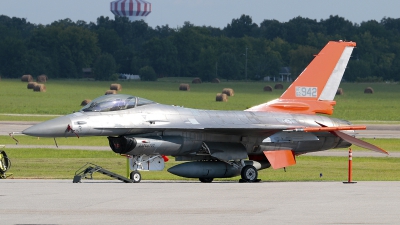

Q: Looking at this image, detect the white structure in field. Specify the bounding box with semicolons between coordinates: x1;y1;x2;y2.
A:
110;0;151;22
119;74;140;80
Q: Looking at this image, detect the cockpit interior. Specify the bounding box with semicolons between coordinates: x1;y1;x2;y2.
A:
80;94;155;112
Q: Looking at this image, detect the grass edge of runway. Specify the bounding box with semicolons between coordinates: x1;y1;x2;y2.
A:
3;148;400;181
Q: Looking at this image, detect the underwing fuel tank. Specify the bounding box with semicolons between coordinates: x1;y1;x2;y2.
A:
168;160;270;179
108;136;183;155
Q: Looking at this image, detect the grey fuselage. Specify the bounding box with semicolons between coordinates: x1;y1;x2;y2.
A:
23;102;352;158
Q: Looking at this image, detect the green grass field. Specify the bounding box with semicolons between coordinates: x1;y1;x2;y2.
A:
1;79;400;121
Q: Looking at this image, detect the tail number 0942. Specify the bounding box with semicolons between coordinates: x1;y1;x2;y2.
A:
295;87;317;98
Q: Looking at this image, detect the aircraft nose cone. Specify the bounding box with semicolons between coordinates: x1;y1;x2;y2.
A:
22;116;72;137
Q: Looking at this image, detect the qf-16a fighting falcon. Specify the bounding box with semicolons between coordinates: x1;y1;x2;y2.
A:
23;41;388;183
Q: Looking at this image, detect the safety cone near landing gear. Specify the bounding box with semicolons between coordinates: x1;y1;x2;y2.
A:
343;148;357;184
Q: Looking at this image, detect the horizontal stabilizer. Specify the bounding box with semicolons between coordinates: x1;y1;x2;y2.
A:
332;130;389;155
263;150;296;169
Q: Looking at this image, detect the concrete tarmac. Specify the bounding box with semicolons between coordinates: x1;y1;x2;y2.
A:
1;179;399;225
0;121;37;135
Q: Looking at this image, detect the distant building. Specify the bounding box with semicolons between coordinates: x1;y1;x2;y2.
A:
119;74;141;80
264;67;292;82
82;68;93;78
279;67;292;82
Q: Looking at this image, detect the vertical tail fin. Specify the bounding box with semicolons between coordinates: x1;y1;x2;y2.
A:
247;41;356;115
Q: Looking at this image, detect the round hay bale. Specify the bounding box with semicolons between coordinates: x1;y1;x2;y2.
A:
110;83;122;91
192;78;202;84
179;83;190;91
21;74;33;82
80;99;92;106
33;84;46;92
105;90;117;95
27;82;37;89
36;74;48;83
274;83;284;89
211;78;220;83
336;88;343;95
216;93;228;102
263;85;273;92
222;88;234;96
364;87;374;94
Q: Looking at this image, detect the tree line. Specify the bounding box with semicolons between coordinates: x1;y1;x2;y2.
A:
1;14;400;82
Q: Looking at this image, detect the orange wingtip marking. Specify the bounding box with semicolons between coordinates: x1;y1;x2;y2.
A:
263;150;296;169
302;125;367;132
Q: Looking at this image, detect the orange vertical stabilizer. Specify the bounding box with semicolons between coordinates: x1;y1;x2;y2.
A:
247;41;356;115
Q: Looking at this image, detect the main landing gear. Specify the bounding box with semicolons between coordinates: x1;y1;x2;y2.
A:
197;164;261;183
199;178;214;183
240;165;260;183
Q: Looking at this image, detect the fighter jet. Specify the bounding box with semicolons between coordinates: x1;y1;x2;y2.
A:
23;41;388;183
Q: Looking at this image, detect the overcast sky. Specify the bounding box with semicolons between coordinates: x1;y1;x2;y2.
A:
0;0;399;28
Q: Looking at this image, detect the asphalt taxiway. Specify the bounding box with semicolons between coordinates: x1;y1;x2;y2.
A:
1;180;399;225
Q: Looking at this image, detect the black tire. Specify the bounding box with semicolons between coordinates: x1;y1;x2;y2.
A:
130;171;141;183
0;150;10;174
199;178;214;183
241;165;258;182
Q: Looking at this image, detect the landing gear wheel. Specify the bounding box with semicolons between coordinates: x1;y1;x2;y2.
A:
0;151;10;179
241;165;258;182
199;178;214;183
130;171;141;183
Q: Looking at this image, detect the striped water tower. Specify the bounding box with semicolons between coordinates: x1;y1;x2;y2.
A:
110;0;152;22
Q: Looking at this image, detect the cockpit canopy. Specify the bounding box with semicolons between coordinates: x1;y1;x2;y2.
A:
80;94;155;112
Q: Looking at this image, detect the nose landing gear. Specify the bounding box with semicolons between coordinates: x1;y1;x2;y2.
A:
130;171;142;183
